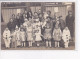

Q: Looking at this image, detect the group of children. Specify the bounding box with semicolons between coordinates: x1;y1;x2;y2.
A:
3;11;71;49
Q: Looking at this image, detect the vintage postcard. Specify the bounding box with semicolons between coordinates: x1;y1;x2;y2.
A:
1;2;75;50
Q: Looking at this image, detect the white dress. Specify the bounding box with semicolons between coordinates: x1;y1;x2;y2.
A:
3;30;11;48
20;31;26;42
34;20;41;29
27;25;33;41
35;29;42;41
15;30;21;46
33;19;42;41
53;28;62;41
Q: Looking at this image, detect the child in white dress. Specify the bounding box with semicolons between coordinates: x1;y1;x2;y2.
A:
3;27;11;48
20;28;26;47
62;27;71;48
15;25;21;48
33;18;41;42
35;29;42;47
27;21;33;47
53;24;62;48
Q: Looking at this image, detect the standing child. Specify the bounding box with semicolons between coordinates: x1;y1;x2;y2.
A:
20;28;26;47
15;25;21;48
43;17;52;48
23;18;28;31
27;20;33;47
11;31;16;48
53;24;62;48
3;27;11;48
35;29;42;47
62;27;71;48
34;18;42;47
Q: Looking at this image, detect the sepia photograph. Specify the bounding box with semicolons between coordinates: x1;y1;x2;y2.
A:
1;2;75;50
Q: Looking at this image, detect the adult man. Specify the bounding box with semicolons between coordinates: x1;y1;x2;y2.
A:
7;18;16;32
66;11;74;39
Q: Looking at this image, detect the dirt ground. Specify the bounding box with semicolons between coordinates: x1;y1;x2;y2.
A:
1;42;75;50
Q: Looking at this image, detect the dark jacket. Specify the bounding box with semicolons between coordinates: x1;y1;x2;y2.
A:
66;15;74;37
27;11;32;19
66;15;74;27
7;21;16;31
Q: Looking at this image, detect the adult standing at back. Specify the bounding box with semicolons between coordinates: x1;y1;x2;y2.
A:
12;14;16;21
65;11;74;40
27;9;33;19
7;18;16;33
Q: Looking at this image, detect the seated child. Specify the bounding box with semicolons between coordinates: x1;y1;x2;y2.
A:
53;24;62;48
62;27;71;48
3;27;11;48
